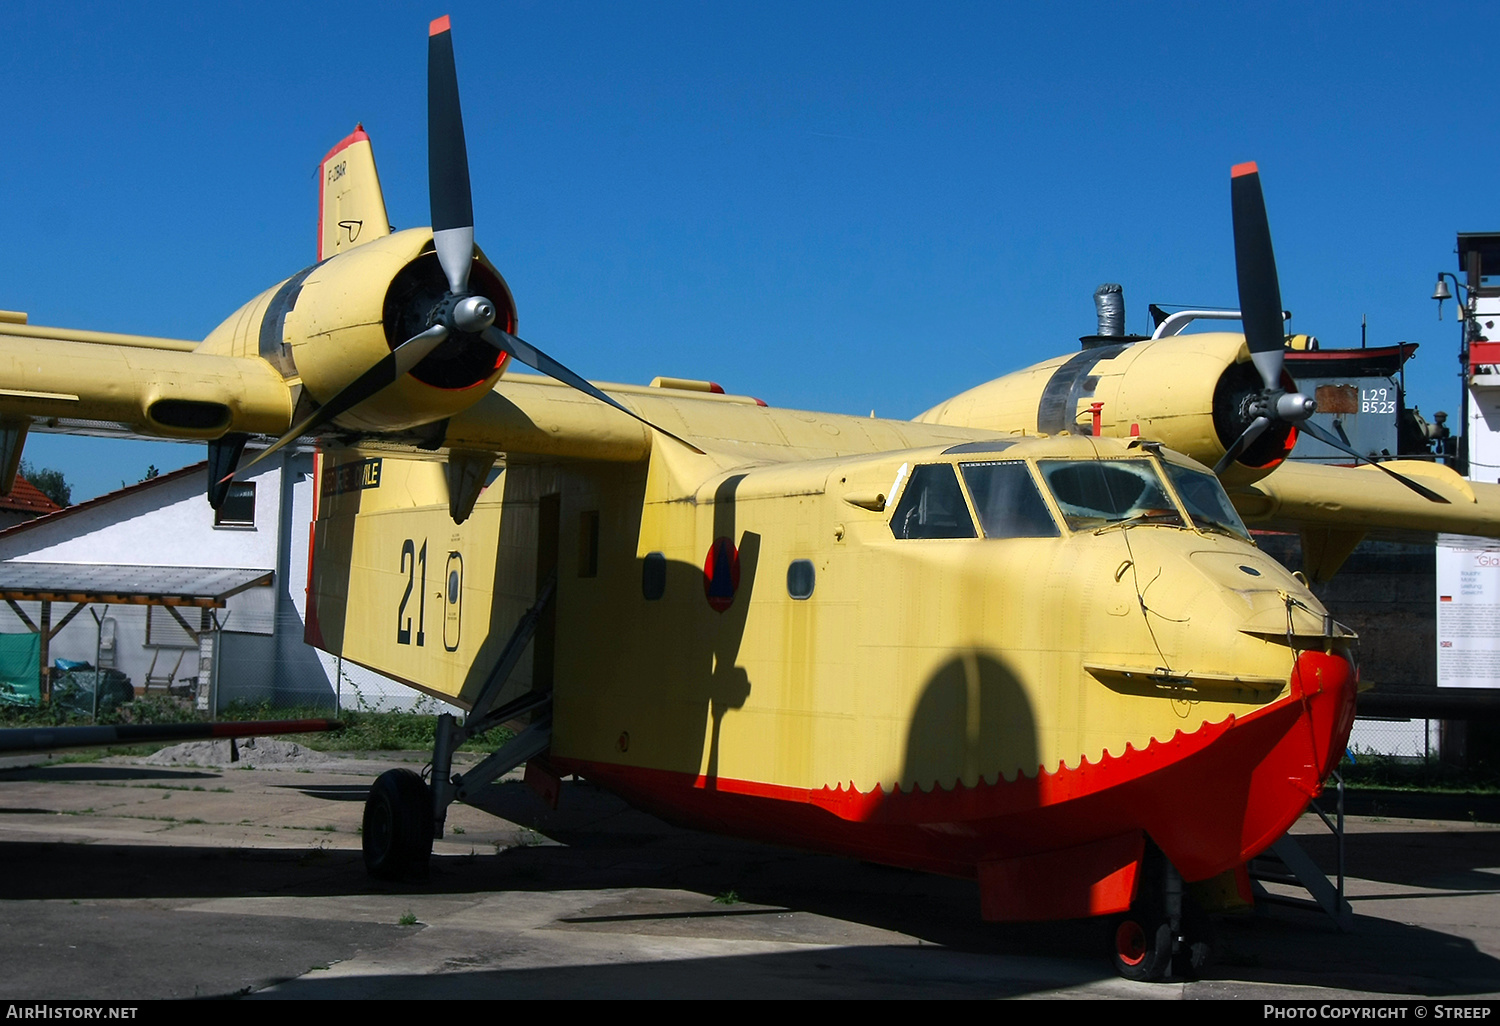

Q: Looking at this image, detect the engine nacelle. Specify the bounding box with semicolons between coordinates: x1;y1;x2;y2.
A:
917;333;1297;485
199;227;517;434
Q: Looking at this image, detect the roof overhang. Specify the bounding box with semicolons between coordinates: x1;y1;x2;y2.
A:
0;563;273;607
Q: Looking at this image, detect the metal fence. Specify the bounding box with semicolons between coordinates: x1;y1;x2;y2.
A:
1348;716;1436;761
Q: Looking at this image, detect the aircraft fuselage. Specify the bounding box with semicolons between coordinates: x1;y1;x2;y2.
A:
309;429;1355;921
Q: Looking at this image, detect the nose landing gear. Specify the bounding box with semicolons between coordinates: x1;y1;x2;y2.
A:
1111;842;1213;982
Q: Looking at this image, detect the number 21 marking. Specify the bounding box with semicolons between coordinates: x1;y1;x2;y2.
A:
397;539;427;646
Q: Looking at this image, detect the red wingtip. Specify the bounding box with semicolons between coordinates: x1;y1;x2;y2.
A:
429;14;451;36
1231;160;1259;178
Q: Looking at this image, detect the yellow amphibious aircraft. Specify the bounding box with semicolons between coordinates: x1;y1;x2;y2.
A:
2;17;1497;981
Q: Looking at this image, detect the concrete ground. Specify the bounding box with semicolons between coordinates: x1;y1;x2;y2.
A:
0;742;1498;1000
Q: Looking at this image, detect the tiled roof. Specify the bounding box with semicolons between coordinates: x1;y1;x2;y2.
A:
0;476;62;516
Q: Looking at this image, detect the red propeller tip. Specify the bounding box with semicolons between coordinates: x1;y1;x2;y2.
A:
429;15;451;36
1231;161;1259;178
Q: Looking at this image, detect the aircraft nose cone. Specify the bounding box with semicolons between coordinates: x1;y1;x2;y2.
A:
1292;648;1358;780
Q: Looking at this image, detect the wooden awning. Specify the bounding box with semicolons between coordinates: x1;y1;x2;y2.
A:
0;563;273;608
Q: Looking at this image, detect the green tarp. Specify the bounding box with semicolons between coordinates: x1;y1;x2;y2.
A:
0;632;39;707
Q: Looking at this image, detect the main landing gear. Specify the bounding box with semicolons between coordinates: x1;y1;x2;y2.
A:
361;575;556;881
1110;843;1212;982
362;768;433;879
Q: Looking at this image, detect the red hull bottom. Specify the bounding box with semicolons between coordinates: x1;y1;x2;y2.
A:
552;650;1356;921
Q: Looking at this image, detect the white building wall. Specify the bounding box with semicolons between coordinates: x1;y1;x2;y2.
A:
1466;291;1500;483
1467;386;1500;486
0;464;281;570
0;450;435;713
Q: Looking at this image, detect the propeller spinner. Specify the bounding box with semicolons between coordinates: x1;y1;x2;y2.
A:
1213;163;1446;504
230;16;700;482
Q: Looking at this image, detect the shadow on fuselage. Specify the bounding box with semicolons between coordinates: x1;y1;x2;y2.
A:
900;650;1039;797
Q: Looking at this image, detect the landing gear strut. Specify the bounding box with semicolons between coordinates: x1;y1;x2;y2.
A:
360;573;556;881
1111;843;1212;982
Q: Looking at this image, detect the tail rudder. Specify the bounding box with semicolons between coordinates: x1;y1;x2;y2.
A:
318;124;392;261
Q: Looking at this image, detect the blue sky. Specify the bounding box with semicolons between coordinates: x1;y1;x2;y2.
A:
1;1;1494;500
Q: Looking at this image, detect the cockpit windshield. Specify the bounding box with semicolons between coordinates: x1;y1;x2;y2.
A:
1161;461;1252;540
1037;459;1186;531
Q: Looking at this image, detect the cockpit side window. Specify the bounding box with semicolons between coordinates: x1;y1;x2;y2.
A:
889;464;977;539
1162;461;1251;540
1037;459;1185;531
960;461;1060;539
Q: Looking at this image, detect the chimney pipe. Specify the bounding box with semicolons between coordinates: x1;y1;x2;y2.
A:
1094;283;1125;337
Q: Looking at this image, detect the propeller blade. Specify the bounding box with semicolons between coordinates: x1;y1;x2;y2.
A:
227;325;451;481
1213;415;1271;474
428;15;475;295
1230;161;1286;392
1298;419;1450;504
482;327;705;454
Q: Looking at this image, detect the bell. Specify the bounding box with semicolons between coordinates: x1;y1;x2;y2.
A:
1434;276;1453;320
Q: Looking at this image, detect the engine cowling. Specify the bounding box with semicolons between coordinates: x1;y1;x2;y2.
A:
198;227;517;434
917;333;1298;486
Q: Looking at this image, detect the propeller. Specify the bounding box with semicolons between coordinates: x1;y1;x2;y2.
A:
1212;163;1446;503
1297;418;1450;503
1211;162;1316;475
428;14;475;297
227;15;701;483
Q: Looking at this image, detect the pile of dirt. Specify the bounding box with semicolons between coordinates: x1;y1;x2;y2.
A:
141;735;319;767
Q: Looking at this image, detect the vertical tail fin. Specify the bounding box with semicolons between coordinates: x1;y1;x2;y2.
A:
318;125;392;261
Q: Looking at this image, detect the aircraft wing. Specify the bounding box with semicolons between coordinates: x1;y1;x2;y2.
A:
1231;458;1500;538
0;718;342;756
0;321;293;443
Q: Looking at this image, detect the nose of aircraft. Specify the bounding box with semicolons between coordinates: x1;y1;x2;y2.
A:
1291;647;1358;781
1110;529;1346;686
1088;528;1360;876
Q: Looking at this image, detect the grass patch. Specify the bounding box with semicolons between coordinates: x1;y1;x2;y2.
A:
1338;751;1500;794
278;708;514;753
398;911;418;926
0;699;516;755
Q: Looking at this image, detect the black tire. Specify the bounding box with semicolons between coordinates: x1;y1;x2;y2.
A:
1112;840;1179;982
1112;915;1174;982
1171;901;1217;979
362;769;434;881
